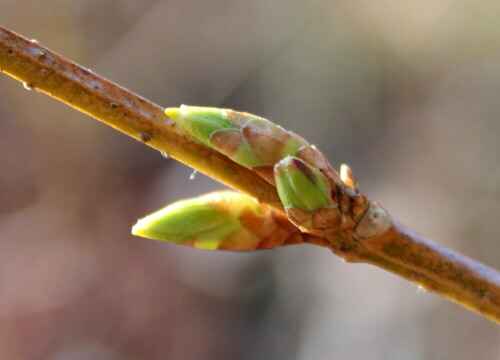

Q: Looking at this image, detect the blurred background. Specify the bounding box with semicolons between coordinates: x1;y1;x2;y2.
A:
1;0;499;359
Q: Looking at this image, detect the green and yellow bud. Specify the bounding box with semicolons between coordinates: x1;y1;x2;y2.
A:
274;156;331;212
165;105;306;170
165;106;235;148
165;105;344;234
132;191;312;251
132;192;237;249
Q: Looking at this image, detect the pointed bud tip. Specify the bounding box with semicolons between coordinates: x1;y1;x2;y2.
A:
131;219;169;243
165;105;236;148
131;221;140;235
165;107;182;120
131;218;149;237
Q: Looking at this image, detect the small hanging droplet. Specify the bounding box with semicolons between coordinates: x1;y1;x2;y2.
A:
161;152;170;159
189;170;197;180
23;82;33;91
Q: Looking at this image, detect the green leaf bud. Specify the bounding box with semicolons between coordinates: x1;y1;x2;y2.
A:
132;197;234;250
165;105;305;169
165;106;235;147
274;156;331;212
132;191;284;251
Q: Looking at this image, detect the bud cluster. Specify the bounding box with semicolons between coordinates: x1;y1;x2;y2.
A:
165;106;370;236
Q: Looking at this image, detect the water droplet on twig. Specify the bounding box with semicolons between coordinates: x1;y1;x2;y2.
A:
161;152;170;159
189;171;197;180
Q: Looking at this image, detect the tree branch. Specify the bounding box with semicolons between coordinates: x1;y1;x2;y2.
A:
1;26;498;322
0;26;281;209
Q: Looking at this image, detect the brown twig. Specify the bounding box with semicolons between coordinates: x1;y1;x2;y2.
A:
0;27;281;210
334;222;500;321
1;26;498;322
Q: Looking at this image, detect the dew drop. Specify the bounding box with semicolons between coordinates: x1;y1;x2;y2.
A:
23;82;33;91
189;171;197;180
161;152;170;159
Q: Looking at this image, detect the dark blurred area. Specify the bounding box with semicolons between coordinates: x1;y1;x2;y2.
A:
0;1;499;359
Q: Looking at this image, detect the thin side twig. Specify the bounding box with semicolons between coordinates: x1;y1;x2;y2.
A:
1;26;499;322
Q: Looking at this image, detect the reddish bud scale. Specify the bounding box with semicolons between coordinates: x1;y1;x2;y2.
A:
165;106;372;238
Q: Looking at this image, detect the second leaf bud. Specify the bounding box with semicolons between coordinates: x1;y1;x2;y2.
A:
274;156;332;212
